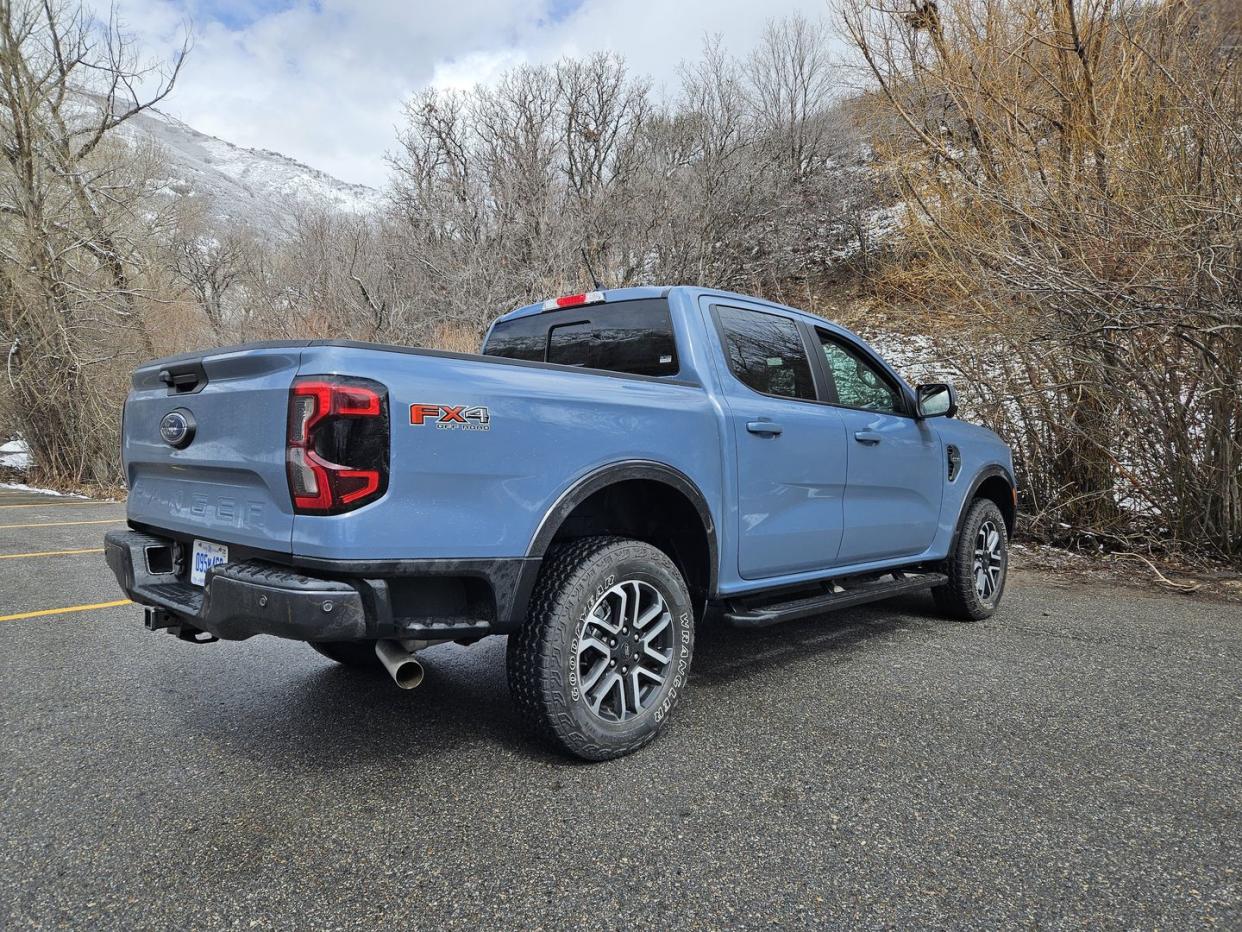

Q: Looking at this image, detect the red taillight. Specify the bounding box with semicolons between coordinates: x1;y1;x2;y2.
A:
541;290;604;311
287;376;389;515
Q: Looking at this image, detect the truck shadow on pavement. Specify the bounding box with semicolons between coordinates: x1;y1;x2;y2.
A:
165;591;946;768
692;591;939;686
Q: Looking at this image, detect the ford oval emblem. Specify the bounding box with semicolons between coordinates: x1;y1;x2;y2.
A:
160;409;196;449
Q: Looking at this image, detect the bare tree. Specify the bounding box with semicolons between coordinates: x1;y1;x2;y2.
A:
164;199;249;337
746;13;838;181
0;0;188;483
667;34;764;284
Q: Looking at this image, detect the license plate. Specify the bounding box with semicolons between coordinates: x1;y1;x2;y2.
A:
190;539;228;586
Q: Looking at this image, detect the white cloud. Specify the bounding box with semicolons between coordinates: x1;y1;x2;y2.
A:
95;0;832;188
430;49;529;93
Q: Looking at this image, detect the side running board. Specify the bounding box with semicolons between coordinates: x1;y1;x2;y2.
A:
722;571;948;628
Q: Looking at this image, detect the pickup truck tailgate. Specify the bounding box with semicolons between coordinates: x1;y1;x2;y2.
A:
122;344;306;552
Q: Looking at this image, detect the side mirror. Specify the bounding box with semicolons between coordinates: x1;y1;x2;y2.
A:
916;383;957;419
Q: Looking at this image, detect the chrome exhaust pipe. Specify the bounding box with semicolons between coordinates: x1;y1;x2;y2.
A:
374;639;425;690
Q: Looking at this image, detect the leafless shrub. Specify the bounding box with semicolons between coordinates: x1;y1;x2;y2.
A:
839;0;1241;557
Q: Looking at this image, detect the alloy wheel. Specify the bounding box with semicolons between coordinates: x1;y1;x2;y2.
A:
575;579;674;722
974;519;1004;601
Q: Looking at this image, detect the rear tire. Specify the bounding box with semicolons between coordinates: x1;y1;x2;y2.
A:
933;498;1009;621
311;640;381;668
507;536;695;761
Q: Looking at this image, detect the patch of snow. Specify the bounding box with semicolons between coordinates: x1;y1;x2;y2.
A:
817;203;909;264
862;203;908;239
858;330;951;387
0;482;90;498
0;439;114;499
0;438;32;471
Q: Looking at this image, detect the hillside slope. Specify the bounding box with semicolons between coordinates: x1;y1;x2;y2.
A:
118;106;382;227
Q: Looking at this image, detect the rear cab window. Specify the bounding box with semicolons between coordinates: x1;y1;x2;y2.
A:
483;299;679;378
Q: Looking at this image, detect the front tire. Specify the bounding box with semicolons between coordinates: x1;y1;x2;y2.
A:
933;498;1009;621
507;536;695;761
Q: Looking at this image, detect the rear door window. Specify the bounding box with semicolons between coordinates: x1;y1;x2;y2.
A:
714;305;816;401
484;299;679;377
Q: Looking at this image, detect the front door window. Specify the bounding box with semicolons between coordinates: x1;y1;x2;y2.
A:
817;333;901;414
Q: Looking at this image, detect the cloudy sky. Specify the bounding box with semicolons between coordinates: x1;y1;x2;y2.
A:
97;0;833;188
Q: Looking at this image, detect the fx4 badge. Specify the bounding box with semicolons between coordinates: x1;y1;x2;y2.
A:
410;404;491;431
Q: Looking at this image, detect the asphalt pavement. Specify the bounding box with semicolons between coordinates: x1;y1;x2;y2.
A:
0;486;1238;930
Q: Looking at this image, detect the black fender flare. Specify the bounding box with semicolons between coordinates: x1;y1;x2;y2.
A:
525;459;719;597
951;465;1016;543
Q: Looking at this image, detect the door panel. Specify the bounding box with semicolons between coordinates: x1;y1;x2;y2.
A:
709;304;848;579
835;409;942;561
732;398;847;578
813;328;943;562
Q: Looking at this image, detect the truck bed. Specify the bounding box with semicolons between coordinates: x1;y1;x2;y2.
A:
123;339;721;563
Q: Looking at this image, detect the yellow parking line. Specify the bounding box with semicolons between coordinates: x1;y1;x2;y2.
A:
0;547;106;559
0;500;116;509
0;518;120;529
0;599;132;623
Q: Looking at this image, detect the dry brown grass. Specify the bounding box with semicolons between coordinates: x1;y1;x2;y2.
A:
430;323;484;354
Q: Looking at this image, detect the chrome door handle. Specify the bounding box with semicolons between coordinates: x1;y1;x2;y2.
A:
747;420;783;436
854;430;882;445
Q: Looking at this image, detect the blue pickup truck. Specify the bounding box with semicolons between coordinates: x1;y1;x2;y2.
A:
105;286;1015;759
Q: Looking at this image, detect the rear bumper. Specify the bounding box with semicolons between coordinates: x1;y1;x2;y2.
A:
104;529;538;643
105;529;376;641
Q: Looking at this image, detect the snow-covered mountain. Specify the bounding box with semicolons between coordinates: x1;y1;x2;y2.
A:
118;106;383;228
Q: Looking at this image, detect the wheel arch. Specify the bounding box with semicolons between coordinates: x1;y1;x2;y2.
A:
953;466;1017;542
526;461;719;617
